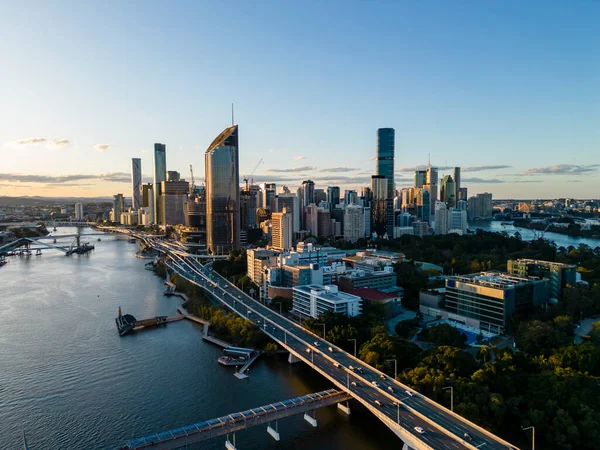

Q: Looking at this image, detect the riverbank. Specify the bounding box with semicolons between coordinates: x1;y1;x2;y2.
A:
512;219;600;240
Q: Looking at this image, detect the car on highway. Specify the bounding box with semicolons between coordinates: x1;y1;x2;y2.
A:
351;381;357;387
328;346;334;353
392;401;399;407
238;295;242;299
380;374;386;380
356;367;363;373
306;348;311;353
333;362;340;368
388;386;394;393
349;365;355;371
313;341;320;347
414;427;425;434
464;432;473;441
374;400;382;406
372;381;379;387
405;390;414;397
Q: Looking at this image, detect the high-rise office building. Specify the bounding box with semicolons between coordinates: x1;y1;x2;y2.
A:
344;189;358;206
376;128;395;198
74;202;84;220
113;194;125;223
131;158;142;210
448;208;468;235
370;175;388;237
205;124;240;254
453;167;461;197
159;179;189;226
426;166;438;218
458;187;468;202
434;202;448;235
261;183;277;211
299;180;315;228
153;143;167;223
167;171;180;182
440;175;456;208
304;203;319;236
414;170;427;188
273;193;300;232
314;189;326;206
468;193;493;219
271;208;293;251
344;204;365;243
416;188;430;223
327;186;340;212
317;208;332;238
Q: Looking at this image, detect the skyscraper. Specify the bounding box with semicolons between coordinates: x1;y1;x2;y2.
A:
113;194;125;223
453;167;461;197
344;204;365;243
131;158;142;210
414;170;427;188
440;175;456;208
370;175;388;237
205;124;240;254
74;202;84;221
153;143;167;223
376;128;395;198
426;165;438;218
434;202;448;235
271;208;293;251
327;186;340;212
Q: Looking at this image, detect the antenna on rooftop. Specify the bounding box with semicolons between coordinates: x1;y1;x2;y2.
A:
428;153;431;167
231;103;235;126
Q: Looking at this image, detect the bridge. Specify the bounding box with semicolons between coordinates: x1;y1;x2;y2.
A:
0;233;101;256
142;239;519;450
119;389;351;450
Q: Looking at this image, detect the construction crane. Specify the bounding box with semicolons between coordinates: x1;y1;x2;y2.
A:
243;158;263;190
189;164;195;194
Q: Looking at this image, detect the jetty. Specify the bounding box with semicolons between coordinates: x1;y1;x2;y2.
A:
115;307;184;336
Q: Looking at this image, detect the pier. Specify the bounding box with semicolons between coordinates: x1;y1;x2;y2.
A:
115;307;184;336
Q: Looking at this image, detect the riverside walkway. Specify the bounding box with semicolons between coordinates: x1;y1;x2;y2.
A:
119;389;351;450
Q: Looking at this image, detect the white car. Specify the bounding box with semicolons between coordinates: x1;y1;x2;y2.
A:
351;381;357;387
306;348;311;353
388;386;394;393
414;427;425;434
333;362;340;368
372;381;379;387
328;346;334;353
405;390;414;397
313;341;320;347
380;374;386;380
374;400;382;406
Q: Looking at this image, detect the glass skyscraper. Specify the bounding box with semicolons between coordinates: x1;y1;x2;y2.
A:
205;124;240;254
376;128;395;198
153;143;166;223
131;158;142;210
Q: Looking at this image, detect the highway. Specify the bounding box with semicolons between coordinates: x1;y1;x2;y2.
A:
153;241;517;450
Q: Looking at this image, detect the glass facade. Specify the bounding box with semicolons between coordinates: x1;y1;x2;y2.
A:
153;143;167;223
205;125;240;254
376;128;395;198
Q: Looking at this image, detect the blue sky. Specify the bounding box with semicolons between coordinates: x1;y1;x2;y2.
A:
0;0;598;198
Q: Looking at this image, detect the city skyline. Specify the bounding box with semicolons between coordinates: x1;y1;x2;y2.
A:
0;1;598;199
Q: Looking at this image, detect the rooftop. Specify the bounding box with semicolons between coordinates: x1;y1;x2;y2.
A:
293;284;361;302
450;271;546;289
343;288;400;302
511;259;577;269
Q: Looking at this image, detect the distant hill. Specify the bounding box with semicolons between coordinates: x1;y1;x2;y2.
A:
0;196;113;206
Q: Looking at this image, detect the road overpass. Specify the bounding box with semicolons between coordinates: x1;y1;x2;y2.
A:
148;240;518;450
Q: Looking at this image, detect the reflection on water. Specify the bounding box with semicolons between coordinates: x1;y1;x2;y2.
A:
0;228;395;449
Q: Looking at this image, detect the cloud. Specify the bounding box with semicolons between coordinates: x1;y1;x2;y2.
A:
0;172;137;184
94;144;112;152
462;165;512;172
520;164;600;175
318;167;358;173
294;156;306;161
13;137;70;149
16;137;47;145
396;165;453;172
462;177;505;184
266;166;316;173
515;180;543;184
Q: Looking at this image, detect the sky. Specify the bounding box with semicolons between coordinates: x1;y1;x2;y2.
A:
0;0;598;199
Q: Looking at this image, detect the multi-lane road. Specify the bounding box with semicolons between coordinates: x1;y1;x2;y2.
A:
154;241;517;450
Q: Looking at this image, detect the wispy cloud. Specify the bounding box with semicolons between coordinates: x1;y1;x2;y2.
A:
13;137;70;149
462;177;505;184
294;156;306;161
94;144;112;152
463;165;512;172
396;165;453;172
318;167;358;173
520;164;600;175
0;172;139;184
266;166;316;173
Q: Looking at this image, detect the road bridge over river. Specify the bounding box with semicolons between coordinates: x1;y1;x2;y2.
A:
143;240;518;450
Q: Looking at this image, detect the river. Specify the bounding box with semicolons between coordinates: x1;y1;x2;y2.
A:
0;228;396;450
469;220;600;249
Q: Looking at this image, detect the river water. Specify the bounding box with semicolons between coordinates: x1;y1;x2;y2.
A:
0;228;396;450
469;220;600;249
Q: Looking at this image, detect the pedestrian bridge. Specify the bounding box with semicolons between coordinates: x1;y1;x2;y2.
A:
119;389;351;450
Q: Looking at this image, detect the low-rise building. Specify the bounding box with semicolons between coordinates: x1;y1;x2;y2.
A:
337;268;396;291
247;248;279;285
441;271;549;334
292;284;362;319
344;287;402;318
507;259;576;300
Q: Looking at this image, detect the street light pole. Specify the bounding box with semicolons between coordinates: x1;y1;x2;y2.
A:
318;323;326;339
348;339;357;357
522;426;535;450
442;386;454;412
386;359;397;379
